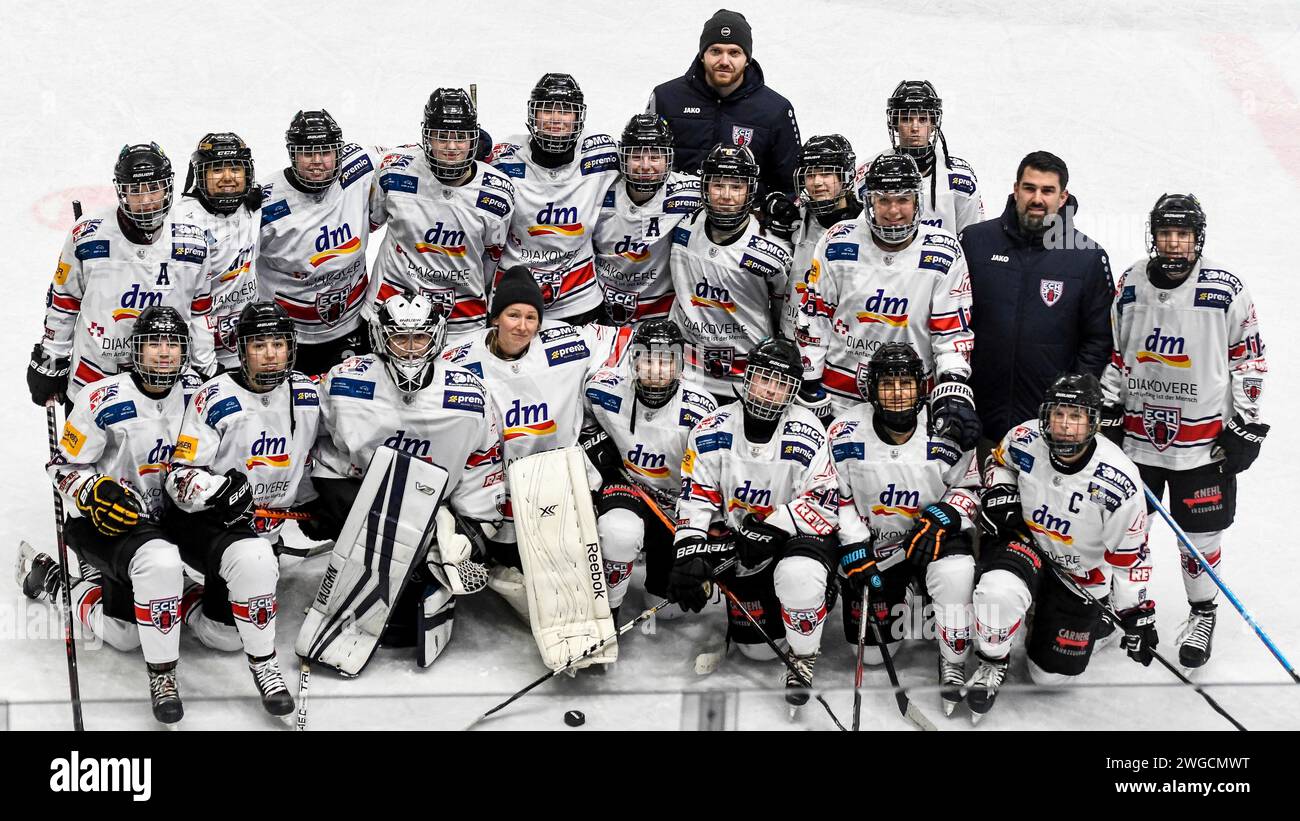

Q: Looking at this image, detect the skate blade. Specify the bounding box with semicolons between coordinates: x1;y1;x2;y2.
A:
969;710;988;726
942;699;960;717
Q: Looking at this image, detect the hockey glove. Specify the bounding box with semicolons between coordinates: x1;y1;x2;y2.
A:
901;502;962;573
796;380;833;425
1214;414;1269;474
1099;402;1125;447
668;536;735;612
76;475;142;537
760;191;800;241
27;343;70;406
928;374;981;451
210;469;255;529
735;512;786;567
978;483;1024;540
579;425;625;487
1118;602;1158;667
838;539;881;599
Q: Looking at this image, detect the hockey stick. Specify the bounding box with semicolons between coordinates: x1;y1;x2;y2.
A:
255;508;311;521
1032;543;1248;731
717;585;848;732
852;587;868;731
1144;485;1298;684
294;656;310;731
464;556;738;730
862;580;937;732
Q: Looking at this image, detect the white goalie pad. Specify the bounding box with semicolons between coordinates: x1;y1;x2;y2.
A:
295;447;449;676
509;447;617;671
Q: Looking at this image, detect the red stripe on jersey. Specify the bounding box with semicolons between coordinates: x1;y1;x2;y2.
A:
276;274;370;324
78;585;102;627
1229;342;1247;358
450;297;487;320
377;281;401;302
1111;350;1125;368
689;483;722;505
822;366;863;399
559;261;596;295
1124;414;1223;443
191;295;213;314
74;359;108;386
633;292;676;322
928;313;964;334
51;292;81;312
602;326;634;367
1070;567;1107;587
1105;549;1140;568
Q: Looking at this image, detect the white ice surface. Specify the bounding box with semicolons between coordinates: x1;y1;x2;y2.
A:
2;0;1299;730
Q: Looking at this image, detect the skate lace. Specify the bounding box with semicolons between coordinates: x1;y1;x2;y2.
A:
149;669;179;702
938;657;966;686
968;658;1007;691
1178;610;1216;651
251;658;288;695
784;654;817;687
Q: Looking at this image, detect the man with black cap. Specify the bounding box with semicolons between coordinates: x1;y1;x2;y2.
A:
648;9;801;201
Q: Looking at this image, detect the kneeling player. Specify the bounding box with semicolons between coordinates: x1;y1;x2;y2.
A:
582;319;717;618
666;337;839;707
166;302;320;716
21;307;201;724
828;343;980;716
968;374;1154;724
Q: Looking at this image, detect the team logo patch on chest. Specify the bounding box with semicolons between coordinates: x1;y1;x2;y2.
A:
732;126;754;147
1040;279;1064;307
1142;403;1181;452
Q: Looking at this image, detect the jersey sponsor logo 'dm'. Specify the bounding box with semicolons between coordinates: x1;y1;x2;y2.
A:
871;483;920;519
624;442;670;480
245;430;290;469
856;289;909;327
689;277;735;312
112;283;165;322
416;222;468;257
383;428;434;459
727;479;773;516
528;201;584;237
138;438;175;476
1026;503;1072;544
1135;326;1190;368
309;223;361;268
614;235;651;263
503;398;557;440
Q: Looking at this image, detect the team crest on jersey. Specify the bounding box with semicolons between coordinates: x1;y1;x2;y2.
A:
193;384;220;415
701;347;733;377
316;287;351;326
72;219;103;242
1244;378;1263;402
731;126;754;147
245;595;276;629
1040;279;1064;307
379;151;413;171
147;598;180;634
88;383;119;412
417;287;455;318
535;270;563;306
604;287;638;325
1142;403;1181;452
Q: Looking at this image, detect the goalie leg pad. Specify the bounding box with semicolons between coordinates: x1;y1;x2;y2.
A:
509;447;617;671
295;447;449;676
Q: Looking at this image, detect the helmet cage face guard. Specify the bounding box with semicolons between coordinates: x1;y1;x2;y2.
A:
421;127;479;182
887;105;942;160
527;100;586;153
287;141;344;191
116;177;174;231
796;163;853;215
703;173;756;230
238;333;296;389
619;145;674;193
742;365;800;421
370;296;447;394
630;342;682;404
862;366;926;428
1146;198;1206;274
866;187;921;244
195;157;254;209
131;331;189;388
1039;400;1100;457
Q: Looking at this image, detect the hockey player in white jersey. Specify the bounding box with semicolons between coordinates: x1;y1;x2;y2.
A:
21;307;202;723
582;319;717;615
490;74;620;324
797;152;979;449
970;374;1154;723
258;110;377;375
27;143;216;404
669;144;793;401
165;301;319;715
666;338;839;706
370;89;515;341
853;81;983;235
828;343;980;716
592;114;702;325
172;133;262;371
309;292;505;661
1100;194;1268;668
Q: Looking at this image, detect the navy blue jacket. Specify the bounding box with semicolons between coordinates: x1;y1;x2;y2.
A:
960;194;1115;440
650;58;800;197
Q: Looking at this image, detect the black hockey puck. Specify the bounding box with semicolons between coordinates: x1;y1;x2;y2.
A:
563;709;585;727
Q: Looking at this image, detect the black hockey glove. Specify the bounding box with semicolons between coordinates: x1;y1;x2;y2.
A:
1214;414;1269;474
901;502;963;573
838;538;881;599
76;475;142;537
1099;402;1125;447
796;379;833;426
928;374;981;451
668;536;735;612
243;183;264;211
761;191;800;241
978;483;1024;540
210;469;254;528
1118;602;1158;666
579;425;625;487
735;512;787;566
27;342;70;406
475;127;494;161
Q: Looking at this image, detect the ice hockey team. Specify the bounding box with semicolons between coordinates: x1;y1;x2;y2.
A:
19;12;1269;729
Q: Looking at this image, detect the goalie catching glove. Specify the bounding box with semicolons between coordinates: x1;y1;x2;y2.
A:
426;507;488;595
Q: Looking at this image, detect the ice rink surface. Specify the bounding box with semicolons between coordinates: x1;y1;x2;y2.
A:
2;0;1299;730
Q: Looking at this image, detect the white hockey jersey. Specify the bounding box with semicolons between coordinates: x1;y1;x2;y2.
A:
42;211;216;400
257;144;377;343
854;149;984;235
990;421;1150;609
49;371;204;521
583;366;718;507
778;208;838;340
171;195;261;369
167;372;322;524
797;219;972;405
369;149;514;340
827;405;980;553
488;135;620;319
1101;257;1267;471
676;404;838;552
668;213;793;397
313;354;505;525
592;173;702;325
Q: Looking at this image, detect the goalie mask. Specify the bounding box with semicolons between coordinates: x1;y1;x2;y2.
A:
130;305;189;389
371;292;446;394
1039;373;1103;459
630;319;684;408
742;337;802;422
860;342;926;432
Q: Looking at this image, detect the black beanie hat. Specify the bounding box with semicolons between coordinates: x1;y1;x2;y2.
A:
699;9;752;58
490;265;545;322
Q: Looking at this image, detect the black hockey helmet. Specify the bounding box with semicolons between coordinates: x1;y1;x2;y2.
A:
422;88;479;184
742;337;802;421
886;80;943;163
130;305;189;389
113;142;174;232
862;342;927;431
701;143;759;230
795;134;856;215
188;132;254;214
1147;192;1206;277
528;73;586;153
285;109;344;191
1039;373;1104;458
237;301;296;389
370;291;446;395
630;318;685;407
862;152;922;245
619;114;675;193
